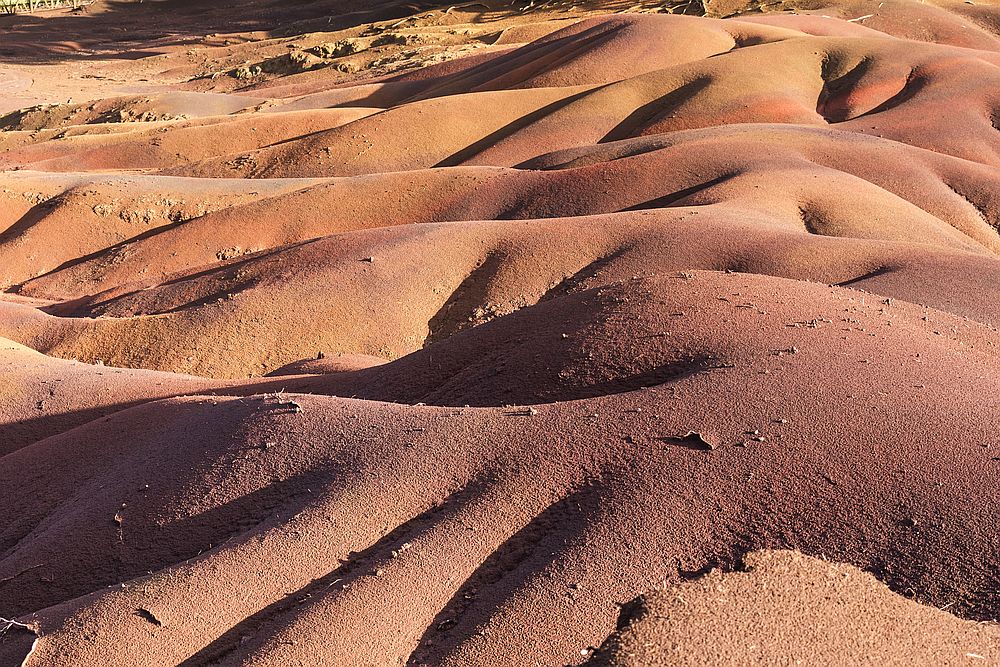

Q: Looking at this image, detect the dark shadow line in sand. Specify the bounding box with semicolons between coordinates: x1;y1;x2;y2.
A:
432;86;601;168
622;172;737;211
834;265;895;287
600;76;713;143
399;20;624;105
177;477;494;667
1;469;328;619
407;483;598;664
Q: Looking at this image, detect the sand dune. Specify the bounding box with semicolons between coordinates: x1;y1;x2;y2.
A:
591;550;1000;665
1;0;999;665
3;271;1000;665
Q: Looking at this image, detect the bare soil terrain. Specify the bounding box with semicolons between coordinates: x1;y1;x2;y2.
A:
1;0;998;665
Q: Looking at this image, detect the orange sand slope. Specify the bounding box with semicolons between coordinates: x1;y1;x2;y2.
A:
1;0;999;665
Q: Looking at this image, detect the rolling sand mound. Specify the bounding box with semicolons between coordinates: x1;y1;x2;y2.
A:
590;550;1000;665
0;108;379;172
1;0;999;665
8;123;1000;304
3;271;999;666
0;172;320;287
3;210;1000;378
131;14;1000;179
0;336;225;455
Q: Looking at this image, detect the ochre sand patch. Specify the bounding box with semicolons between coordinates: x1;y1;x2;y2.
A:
590;550;1000;665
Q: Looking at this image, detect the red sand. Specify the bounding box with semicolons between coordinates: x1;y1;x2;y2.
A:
1;0;999;665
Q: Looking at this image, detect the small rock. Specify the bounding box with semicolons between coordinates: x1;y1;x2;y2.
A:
670;431;717;451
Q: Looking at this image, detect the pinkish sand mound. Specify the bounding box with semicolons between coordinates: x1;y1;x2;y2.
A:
1;0;999;665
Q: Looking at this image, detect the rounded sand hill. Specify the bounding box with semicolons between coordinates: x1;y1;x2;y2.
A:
1;0;998;665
